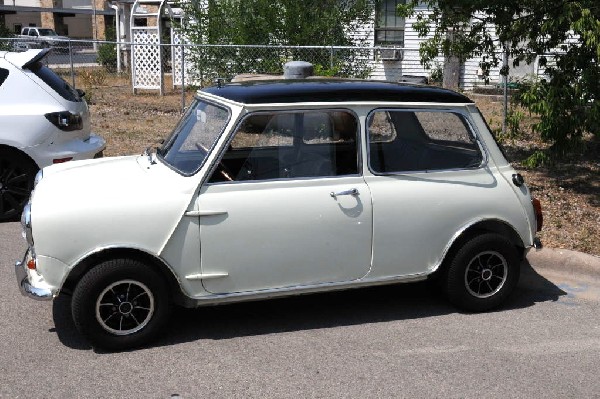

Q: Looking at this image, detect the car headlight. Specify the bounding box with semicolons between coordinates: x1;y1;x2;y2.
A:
21;202;33;247
34;169;43;188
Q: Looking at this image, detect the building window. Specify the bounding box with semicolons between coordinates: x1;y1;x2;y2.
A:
134;18;148;27
375;0;405;46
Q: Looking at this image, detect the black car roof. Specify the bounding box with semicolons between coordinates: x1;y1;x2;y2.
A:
201;79;472;104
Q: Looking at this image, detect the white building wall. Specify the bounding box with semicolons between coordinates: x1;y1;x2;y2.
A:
4;14;40;32
62;0;91;8
459;20;502;90
399;5;444;80
4;0;40;7
349;5;444;83
350;6;511;90
63;14;92;38
534;32;580;79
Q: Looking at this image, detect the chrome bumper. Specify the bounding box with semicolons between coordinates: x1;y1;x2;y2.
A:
15;250;53;301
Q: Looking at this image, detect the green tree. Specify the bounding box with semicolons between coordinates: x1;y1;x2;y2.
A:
0;21;13;51
398;0;600;163
179;0;373;81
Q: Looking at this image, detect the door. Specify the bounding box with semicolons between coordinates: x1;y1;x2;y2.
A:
365;108;511;278
197;109;373;294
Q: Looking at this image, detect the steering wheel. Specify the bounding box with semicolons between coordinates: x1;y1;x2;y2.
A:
196;143;233;182
215;162;234;181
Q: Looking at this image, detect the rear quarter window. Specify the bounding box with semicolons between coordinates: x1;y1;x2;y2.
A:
368;110;483;173
28;61;81;102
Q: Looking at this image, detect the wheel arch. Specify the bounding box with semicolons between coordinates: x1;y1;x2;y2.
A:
0;144;40;170
62;247;191;306
433;218;526;277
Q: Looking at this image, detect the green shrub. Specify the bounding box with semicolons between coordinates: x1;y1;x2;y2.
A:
98;26;117;72
0;22;13;51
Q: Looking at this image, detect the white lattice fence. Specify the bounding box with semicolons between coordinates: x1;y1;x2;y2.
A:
132;30;163;91
171;31;195;87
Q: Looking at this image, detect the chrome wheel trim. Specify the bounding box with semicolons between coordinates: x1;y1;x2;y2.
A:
464;251;508;299
95;280;155;336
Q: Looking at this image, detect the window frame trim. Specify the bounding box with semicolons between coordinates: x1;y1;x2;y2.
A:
204;107;363;186
365;107;489;176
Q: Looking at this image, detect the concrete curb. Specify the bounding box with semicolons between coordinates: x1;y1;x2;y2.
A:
526;248;600;281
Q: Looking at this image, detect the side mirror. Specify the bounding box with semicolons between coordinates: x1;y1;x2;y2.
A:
76;88;85;98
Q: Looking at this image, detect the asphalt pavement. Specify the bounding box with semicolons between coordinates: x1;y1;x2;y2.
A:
1;221;599;398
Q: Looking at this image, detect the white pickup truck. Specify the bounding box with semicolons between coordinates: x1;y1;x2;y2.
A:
16;27;70;53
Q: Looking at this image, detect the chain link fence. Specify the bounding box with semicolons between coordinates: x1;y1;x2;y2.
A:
0;37;435;89
2;37;551;136
2;37;526;127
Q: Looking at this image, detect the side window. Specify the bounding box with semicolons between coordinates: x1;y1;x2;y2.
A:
209;110;358;183
368;110;482;173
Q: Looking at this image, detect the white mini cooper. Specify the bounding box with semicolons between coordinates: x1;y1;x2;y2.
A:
16;80;543;350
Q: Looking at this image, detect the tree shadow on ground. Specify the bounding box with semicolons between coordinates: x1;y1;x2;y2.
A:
501;135;599;205
52;260;566;352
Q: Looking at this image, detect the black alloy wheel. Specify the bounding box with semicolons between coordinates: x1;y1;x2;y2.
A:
0;149;36;222
444;233;520;312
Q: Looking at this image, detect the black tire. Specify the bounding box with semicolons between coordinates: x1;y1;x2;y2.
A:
71;258;171;351
444;233;520;312
0;149;37;222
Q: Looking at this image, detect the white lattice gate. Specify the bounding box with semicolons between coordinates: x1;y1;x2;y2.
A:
130;0;173;95
171;29;192;88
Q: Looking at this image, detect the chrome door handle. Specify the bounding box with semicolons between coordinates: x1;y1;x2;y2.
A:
330;188;359;198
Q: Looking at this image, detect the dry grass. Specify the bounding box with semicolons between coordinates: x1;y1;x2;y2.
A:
86;79;600;256
76;74;194;156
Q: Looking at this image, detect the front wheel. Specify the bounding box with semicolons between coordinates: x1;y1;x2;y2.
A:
444;233;520;312
71;259;170;351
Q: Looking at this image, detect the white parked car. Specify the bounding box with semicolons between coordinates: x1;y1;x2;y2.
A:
16;80;543;350
18;27;70;53
0;49;105;221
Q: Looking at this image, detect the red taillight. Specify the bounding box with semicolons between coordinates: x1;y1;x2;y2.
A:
27;259;36;270
532;198;543;232
53;157;73;164
45;111;83;131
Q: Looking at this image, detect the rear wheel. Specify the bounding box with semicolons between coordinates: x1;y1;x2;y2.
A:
72;258;171;351
0;149;37;222
444;233;520;312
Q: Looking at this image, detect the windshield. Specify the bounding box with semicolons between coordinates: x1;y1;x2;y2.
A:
38;29;58;36
159;99;230;175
